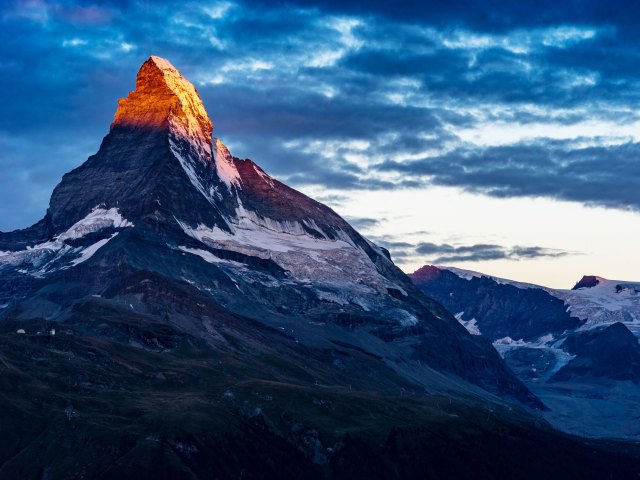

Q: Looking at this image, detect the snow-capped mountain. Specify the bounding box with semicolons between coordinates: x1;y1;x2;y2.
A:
3;56;640;478
411;265;640;439
557;276;640;334
412;267;640;341
0;56;539;409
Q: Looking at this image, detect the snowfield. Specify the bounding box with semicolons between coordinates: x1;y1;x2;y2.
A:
0;207;133;276
552;277;640;334
177;202;414;325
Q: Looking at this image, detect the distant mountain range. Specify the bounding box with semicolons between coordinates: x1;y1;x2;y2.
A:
411;265;640;439
0;57;639;478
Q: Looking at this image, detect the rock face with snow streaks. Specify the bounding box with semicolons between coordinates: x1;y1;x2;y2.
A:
0;56;540;409
4;56;640;478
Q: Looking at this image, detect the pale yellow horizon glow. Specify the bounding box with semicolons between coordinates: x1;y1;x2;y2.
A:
303;185;640;289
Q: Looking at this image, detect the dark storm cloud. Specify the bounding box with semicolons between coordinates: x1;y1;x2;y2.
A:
339;34;639;109
1;0;640;231
207;83;444;142
415;242;571;264
378;140;640;210
253;0;640;35
361;235;572;265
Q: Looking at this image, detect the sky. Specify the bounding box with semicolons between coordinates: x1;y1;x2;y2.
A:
1;0;639;288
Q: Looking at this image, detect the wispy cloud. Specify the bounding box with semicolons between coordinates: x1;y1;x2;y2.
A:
377;140;640;210
363;234;575;266
415;242;572;264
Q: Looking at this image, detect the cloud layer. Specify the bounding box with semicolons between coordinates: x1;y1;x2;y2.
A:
1;0;639;232
364;232;574;266
415;242;571;264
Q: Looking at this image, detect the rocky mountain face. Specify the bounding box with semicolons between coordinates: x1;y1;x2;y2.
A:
0;56;536;408
410;265;583;341
1;57;640;477
553;322;640;383
411;265;640;440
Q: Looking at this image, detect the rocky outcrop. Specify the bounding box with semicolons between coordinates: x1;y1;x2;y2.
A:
572;275;600;290
552;322;640;383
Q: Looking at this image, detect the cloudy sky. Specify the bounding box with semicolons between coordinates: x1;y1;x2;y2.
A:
1;0;639;287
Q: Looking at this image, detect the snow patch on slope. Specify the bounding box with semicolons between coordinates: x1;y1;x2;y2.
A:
71;233;119;266
492;334;575;380
169;137;221;207
178;246;246;269
59;207;133;241
454;312;481;335
213;138;241;188
178;204;350;254
177;203;409;316
252;163;276;188
0;207;132;276
395;309;419;326
494;337;529;347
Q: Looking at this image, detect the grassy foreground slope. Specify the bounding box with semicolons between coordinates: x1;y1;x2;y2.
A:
0;302;639;479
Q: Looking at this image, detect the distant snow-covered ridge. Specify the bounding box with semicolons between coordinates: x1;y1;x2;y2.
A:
440;266;640;337
552;277;640;334
409;264;640;439
410;264;640;379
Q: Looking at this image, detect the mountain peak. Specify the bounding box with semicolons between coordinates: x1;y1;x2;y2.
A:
112;56;213;156
410;265;442;282
572;275;601;290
